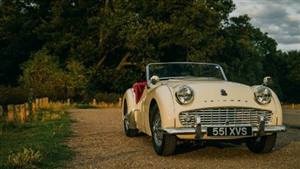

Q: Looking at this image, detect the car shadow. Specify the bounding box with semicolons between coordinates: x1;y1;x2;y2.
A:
275;127;300;149
175;140;240;155
174;126;300;155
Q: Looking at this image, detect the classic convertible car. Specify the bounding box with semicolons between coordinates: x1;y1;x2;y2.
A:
122;62;286;156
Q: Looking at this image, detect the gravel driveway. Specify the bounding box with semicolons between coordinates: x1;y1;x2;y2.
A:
66;108;300;169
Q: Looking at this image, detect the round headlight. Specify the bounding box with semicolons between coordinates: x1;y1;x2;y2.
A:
175;85;194;105
254;86;272;105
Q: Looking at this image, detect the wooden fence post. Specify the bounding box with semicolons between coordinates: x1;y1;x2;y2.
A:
36;98;39;109
45;97;49;108
16;105;20;122
7;105;14;123
92;98;97;106
118;97;122;107
20;104;26;123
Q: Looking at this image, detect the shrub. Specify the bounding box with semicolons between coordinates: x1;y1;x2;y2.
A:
7;148;42;169
94;92;121;103
74;103;96;109
0;86;28;113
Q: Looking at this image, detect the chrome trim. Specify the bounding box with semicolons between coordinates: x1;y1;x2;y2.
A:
162;125;286;135
179;107;272;127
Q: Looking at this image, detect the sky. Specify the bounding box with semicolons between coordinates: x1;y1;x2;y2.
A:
231;0;300;51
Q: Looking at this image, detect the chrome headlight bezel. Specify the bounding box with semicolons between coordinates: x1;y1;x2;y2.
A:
254;85;272;105
175;85;194;105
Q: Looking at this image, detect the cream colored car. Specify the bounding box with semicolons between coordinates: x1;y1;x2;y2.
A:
122;62;286;156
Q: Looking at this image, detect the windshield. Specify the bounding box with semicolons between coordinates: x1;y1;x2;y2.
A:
146;62;227;83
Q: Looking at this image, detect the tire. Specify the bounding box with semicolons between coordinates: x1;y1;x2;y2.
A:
151;105;177;156
246;133;277;153
123;100;138;137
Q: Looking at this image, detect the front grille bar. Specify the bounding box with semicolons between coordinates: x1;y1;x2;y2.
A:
179;107;272;127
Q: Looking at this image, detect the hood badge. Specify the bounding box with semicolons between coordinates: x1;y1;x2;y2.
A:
221;89;228;96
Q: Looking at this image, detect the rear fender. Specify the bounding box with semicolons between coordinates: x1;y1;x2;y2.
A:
122;89;137;129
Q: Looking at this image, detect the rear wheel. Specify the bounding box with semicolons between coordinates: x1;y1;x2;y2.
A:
151;105;177;156
123;100;138;137
246;133;277;153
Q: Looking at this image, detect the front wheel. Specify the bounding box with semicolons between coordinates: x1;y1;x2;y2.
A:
246;133;277;153
151;106;177;156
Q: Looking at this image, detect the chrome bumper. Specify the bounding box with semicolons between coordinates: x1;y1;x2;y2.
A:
163;125;286;135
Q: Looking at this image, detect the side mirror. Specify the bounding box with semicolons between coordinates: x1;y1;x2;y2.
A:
150;75;160;85
263;76;272;86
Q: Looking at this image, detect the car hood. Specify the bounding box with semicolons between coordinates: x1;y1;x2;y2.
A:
164;80;252;99
160;79;262;109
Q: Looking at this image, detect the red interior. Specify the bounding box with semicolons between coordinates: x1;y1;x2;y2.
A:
132;81;147;103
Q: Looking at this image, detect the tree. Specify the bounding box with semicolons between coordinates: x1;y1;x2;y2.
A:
65;59;88;101
214;15;278;85
279;51;300;102
20;49;66;100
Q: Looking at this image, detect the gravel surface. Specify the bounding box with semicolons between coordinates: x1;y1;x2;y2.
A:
66;108;300;169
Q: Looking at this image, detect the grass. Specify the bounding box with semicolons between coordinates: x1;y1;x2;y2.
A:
0;109;74;169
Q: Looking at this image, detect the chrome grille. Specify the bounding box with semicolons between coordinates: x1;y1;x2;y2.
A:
179;107;272;127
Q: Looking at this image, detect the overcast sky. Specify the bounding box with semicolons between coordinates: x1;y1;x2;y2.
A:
231;0;300;51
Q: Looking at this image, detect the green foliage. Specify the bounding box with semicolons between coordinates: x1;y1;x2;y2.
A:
20;49;66;100
0;109;73;169
0;86;28;106
278;51;300;102
74;103;96;109
0;86;28;114
94;92;121;103
0;0;299;102
65;59;88;101
20;49;88;101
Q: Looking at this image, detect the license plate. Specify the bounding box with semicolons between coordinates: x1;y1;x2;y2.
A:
207;127;252;136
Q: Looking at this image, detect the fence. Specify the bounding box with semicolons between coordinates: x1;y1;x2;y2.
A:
4;97;49;123
282;104;300;110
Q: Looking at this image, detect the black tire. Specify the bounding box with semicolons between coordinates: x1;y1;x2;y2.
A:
151;105;177;156
124;121;139;137
246;133;277;153
123;100;138;137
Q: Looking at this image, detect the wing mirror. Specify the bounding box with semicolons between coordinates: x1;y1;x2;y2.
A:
150;75;160;85
263;76;272;86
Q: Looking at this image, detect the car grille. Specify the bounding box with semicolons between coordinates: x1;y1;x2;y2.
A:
179;107;272;127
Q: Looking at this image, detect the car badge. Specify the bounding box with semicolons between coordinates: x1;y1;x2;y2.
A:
225;120;230;125
221;89;227;96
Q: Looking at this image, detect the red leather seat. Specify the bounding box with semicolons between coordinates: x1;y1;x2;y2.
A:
132;81;147;103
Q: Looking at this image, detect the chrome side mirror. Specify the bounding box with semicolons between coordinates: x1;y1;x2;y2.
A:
263;76;272;86
150;75;160;85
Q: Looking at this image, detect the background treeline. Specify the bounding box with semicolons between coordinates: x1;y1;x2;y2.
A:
0;0;299;108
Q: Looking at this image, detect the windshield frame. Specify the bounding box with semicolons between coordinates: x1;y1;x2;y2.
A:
146;62;227;85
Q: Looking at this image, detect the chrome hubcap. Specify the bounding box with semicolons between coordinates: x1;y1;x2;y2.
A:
153;114;163;146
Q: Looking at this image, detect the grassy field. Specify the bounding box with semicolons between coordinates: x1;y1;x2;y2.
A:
0;109;74;169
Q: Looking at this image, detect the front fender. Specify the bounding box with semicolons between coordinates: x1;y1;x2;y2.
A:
145;85;175;134
251;85;283;125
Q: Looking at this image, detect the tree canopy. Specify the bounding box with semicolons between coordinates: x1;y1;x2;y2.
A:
0;0;299;103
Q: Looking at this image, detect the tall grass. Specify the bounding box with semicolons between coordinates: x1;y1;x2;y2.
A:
0;109;74;169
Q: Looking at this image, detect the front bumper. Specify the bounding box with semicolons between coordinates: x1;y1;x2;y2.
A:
162;125;286;140
163;125;286;134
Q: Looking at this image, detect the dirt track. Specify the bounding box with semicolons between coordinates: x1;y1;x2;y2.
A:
66;108;300;169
